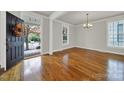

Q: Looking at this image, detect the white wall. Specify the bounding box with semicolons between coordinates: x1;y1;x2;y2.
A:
76;20;124;55
42;18;50;54
53;20;76;51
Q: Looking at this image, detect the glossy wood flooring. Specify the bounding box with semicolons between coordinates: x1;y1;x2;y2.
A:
0;47;124;81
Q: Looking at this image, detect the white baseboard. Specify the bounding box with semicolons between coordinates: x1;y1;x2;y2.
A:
76;46;124;56
53;46;74;52
42;46;74;55
42;46;124;56
42;51;49;55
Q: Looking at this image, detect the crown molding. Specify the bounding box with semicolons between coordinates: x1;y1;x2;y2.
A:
76;13;124;27
54;19;75;27
49;11;67;20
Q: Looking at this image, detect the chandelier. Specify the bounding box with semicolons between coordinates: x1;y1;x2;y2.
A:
83;13;93;29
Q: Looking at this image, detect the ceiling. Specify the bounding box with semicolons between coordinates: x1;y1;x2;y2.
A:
34;11;54;17
34;11;124;25
58;11;124;25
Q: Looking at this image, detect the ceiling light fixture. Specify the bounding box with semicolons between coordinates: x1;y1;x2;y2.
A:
83;13;93;29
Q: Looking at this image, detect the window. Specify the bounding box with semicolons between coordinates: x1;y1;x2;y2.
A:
62;25;69;45
108;20;124;47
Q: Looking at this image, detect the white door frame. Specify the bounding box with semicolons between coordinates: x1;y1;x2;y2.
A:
21;11;43;55
0;11;6;70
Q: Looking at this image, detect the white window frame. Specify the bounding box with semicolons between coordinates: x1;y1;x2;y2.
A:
62;24;69;46
107;20;124;49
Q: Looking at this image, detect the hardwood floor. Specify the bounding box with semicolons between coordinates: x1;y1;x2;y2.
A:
0;47;124;81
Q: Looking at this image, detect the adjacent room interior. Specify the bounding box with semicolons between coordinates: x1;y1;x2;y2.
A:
0;11;124;81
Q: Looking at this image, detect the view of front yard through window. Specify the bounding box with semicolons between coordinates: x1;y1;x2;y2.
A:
24;24;41;57
24;33;40;50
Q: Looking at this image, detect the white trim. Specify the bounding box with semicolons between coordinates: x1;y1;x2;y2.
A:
21;12;41;25
43;46;74;55
77;46;124;56
43;45;124;56
32;12;49;19
40;18;43;55
54;19;75;27
106;22;109;48
42;51;49;55
53;46;74;53
0;11;6;70
21;11;42;19
50;11;67;20
49;19;53;55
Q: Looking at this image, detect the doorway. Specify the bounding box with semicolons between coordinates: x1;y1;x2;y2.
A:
24;24;41;58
